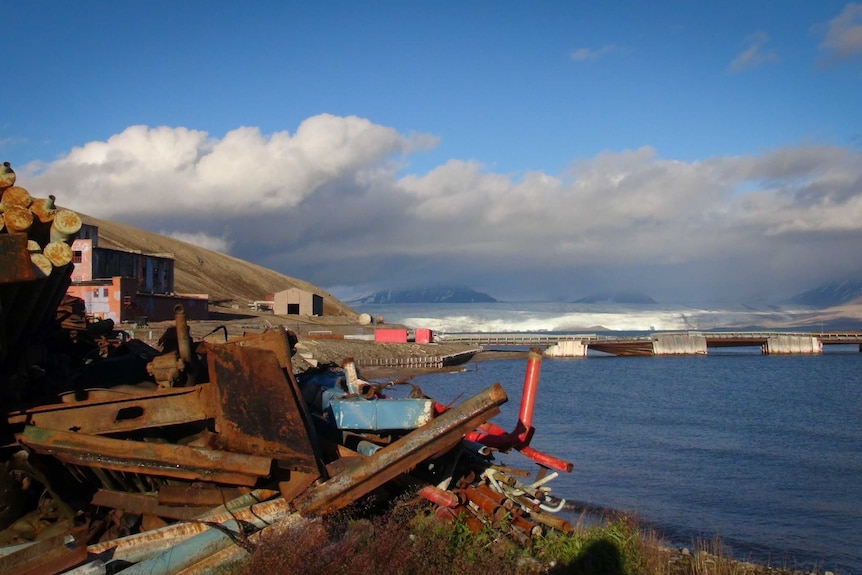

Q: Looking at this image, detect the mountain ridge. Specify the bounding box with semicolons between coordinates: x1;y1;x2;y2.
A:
349;286;497;305
790;280;862;308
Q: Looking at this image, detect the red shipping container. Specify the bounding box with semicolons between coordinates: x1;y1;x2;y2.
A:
415;328;432;344
375;328;408;343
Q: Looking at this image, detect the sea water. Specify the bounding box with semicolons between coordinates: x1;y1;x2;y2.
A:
356;303;862;574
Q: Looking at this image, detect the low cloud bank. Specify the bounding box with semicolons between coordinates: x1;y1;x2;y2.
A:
24;116;862;303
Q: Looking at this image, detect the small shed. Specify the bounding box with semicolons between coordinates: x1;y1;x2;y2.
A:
273;288;323;316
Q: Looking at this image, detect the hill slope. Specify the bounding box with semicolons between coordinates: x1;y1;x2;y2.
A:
790;280;862;308
80;214;357;319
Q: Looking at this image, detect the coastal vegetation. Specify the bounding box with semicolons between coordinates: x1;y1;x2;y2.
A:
234;497;823;575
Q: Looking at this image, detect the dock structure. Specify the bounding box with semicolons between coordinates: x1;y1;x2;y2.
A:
437;331;862;357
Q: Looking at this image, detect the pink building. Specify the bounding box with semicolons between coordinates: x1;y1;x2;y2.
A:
66;224;208;323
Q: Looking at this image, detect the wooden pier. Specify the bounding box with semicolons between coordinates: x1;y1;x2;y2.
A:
436;331;862;357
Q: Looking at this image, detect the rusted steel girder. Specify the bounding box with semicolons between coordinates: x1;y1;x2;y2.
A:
295;383;508;516
156;484;249;507
17;426;272;486
91;490;213;521
3;385;211;437
0;524;90;575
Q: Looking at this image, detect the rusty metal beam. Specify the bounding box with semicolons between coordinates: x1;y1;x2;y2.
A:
0;233;37;284
295;383;507;516
92;489;213;521
4;385;212;436
277;470;319;503
208;329;328;479
157;484;249;507
0;525;89;575
17;426;271;486
205;343;322;475
86;495;292;566
218;328;294;369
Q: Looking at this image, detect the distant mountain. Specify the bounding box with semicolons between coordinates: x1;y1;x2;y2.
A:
790;280;862;308
573;290;657;304
350;286;497;304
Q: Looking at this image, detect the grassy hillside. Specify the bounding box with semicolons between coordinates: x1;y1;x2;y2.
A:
79;214;358;319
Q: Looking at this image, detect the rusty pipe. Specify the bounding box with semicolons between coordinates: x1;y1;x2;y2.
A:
511;513;543;538
174;304;197;385
528;507;573;533
463;486;506;522
475;482;513;510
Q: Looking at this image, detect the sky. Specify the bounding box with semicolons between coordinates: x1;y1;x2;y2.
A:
3;1;862;304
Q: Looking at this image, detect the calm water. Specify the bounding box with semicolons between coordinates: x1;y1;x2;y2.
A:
404;350;862;574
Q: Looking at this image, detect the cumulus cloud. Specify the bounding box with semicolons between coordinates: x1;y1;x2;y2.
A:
24;116;862;302
820;2;862;59
727;32;779;73
27;115;429;218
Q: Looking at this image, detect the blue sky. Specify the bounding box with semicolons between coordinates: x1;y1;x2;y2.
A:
4;1;862;303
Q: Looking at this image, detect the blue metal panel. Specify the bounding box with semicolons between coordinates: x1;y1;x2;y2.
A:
329;398;434;431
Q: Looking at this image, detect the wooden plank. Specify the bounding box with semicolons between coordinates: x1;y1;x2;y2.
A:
18;426;271;486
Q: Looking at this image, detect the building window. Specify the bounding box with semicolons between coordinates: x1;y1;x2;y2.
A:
73;251;82;264
102;288;109;297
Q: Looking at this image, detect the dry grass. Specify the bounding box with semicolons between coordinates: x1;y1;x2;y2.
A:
232;501;829;575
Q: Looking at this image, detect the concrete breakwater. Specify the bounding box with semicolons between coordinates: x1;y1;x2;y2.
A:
440;331;861;357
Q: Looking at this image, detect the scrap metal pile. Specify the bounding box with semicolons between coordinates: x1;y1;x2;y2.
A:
0;166;574;575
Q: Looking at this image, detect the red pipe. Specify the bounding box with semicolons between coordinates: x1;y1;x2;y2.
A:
437;349;573;473
464;421;573;473
519;445;573;473
418;485;459;509
518;348;543;436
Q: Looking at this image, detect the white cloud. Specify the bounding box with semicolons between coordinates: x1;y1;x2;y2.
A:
27;115;426;218
570;45;620;61
20;116;862;302
163;231;233;254
820;2;862;59
727;32;779;73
